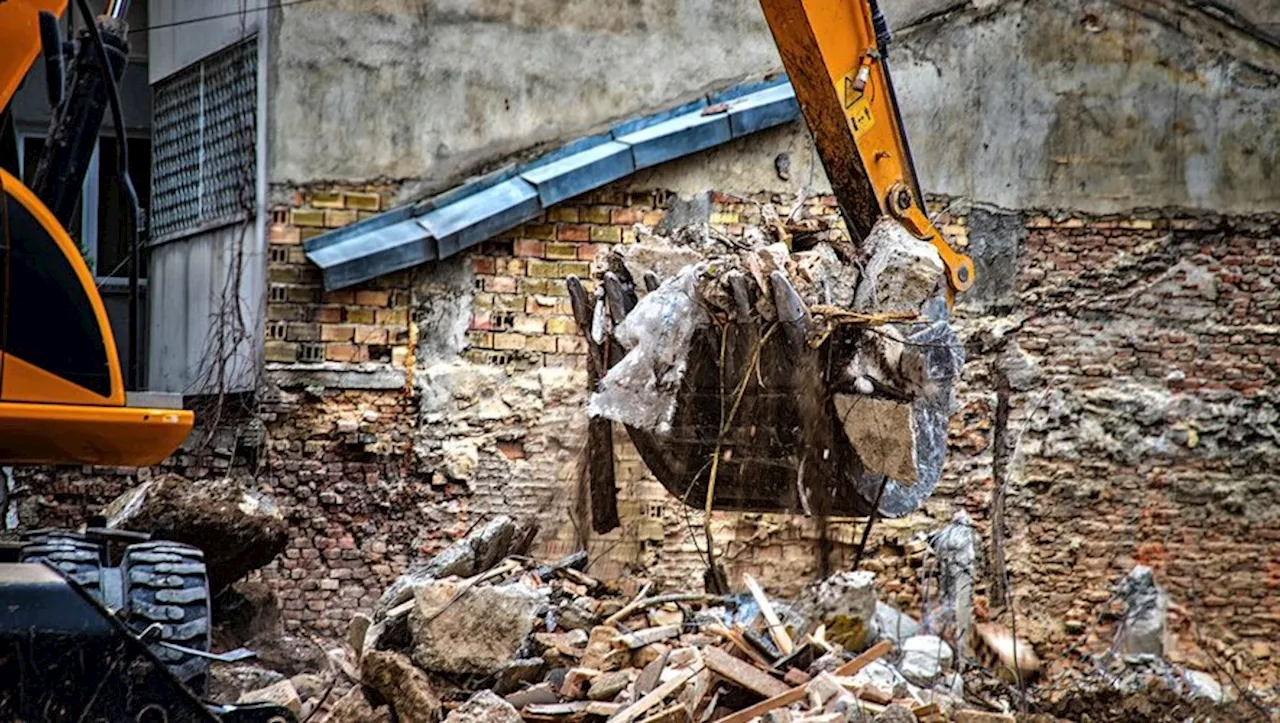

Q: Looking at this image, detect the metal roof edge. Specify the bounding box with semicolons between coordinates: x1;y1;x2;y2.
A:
306;78;802;290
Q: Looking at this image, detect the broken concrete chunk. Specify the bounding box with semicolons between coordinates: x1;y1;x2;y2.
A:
326;688;392;723
869;703;916;723
1182;669;1223;703
408;580;546;675
898;635;954;686
853;219;945;314
348;612;373;656
560;667;602;700
873;602;920;646
362;650;442;723
621;242;704;291
791;243;856;308
582;625;630;671
588;670;632;701
102;474;288;593
238;679;301;715
444;690;523;723
794;570;878;652
847;659;907;701
1113;565;1169;657
375;515;534;618
834;395;918;484
494;657;546;695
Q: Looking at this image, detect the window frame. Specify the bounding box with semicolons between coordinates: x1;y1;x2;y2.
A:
17;133;150;287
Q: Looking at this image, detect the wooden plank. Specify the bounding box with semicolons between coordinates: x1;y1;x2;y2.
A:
637;703;688;723
608;665;699;723
721;625;774;667
912;702;940;718
586;703;622;717
709;685;808;723
635;649;669;696
833;640;893;677
527;703;590;716
703;646;791;699
743;575;793;655
619;625;681;649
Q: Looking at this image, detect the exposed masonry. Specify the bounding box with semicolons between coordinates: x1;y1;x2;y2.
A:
12;185;1279;691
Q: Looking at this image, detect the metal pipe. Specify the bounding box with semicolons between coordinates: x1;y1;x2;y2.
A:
105;0;131;20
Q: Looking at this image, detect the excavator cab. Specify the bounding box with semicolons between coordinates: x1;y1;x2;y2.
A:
0;0;193;466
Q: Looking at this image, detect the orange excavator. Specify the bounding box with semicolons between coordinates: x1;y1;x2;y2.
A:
0;2;284;721
0;0;192;466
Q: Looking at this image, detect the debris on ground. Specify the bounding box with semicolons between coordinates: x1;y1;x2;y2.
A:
312;524;1044;723
189;515;1273;723
101;473;289;593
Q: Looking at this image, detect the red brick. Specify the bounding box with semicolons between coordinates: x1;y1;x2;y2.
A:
473;256;496;275
313;306;342;323
270;225;301;245
515;239;546;257
611;208;642;225
354;326;389;345
355;290;390;307
485;276;518;293
545;242;579;260
321;324;355;342
557;224;590;242
577;244;600;261
324;343;365;362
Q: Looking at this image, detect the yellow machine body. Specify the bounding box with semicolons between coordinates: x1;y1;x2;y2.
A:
0;0;193;466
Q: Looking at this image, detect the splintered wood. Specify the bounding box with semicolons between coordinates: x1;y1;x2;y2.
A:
389;551;1004;723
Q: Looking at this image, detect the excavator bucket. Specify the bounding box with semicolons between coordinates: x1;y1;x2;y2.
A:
0;169;193;465
573;217;963;521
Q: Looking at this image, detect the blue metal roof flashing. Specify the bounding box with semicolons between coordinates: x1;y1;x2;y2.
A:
305;77;799;290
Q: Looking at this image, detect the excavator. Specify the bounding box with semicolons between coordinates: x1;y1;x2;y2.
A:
0;1;293;721
0;0;971;720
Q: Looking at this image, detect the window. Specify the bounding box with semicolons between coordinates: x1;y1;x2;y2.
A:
151;38;257;241
18;135;152;279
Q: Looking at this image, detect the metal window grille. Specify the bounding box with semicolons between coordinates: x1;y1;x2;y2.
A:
151;38;257;240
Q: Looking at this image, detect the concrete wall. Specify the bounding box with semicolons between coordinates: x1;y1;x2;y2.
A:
894;0;1280;215
267;0;1280;217
267;0;782;192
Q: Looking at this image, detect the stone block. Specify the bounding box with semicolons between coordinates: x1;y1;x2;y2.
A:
408;581;546;675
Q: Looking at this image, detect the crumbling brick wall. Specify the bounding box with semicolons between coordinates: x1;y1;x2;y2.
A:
10;185;1277;686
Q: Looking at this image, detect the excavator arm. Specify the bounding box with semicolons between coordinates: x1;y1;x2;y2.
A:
760;0;974;294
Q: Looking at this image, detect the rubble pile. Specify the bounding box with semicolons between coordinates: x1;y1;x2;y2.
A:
102;473;289;593
1030;565;1278;721
298;517;1031;723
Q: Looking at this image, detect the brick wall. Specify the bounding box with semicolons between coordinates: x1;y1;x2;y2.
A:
266;187;413;369
11;184;1278;687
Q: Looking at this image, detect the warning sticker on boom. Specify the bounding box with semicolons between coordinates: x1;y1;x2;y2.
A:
837;70;875;140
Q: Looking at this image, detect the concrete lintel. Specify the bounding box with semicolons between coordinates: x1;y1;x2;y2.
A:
266;363;408;390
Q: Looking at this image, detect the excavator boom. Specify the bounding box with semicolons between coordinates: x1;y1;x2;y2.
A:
760;0;973;293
